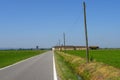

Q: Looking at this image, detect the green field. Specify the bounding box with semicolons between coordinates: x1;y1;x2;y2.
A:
63;49;120;68
0;50;45;68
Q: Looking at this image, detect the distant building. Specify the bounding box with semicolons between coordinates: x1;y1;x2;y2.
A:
53;46;99;51
74;46;87;50
89;46;99;50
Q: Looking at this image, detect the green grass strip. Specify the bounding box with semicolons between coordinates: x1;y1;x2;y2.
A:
0;50;46;68
55;51;78;80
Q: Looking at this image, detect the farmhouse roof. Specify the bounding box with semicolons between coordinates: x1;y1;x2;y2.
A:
54;46;86;48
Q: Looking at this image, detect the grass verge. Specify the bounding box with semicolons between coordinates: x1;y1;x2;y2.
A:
56;51;120;80
63;49;120;68
0;50;46;68
54;51;79;80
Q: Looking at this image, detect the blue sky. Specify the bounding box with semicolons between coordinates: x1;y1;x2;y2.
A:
0;0;120;48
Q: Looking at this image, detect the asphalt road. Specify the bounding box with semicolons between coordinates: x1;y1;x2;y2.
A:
0;51;54;80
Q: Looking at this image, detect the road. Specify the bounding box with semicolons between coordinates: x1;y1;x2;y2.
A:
0;51;55;80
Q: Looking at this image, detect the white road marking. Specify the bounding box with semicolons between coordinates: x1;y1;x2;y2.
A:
53;52;58;80
0;51;54;80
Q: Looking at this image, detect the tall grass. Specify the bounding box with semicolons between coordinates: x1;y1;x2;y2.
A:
57;51;120;80
0;50;45;68
64;49;120;68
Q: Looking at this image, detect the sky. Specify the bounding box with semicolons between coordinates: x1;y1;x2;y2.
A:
0;0;120;48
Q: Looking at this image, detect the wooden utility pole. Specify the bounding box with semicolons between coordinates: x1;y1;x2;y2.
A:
63;32;66;50
83;1;89;63
36;46;39;50
59;39;61;46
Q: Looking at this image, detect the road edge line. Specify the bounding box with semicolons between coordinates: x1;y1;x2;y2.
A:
53;51;58;80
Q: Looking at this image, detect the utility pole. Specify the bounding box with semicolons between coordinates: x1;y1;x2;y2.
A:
58;39;61;51
83;1;89;63
36;46;39;50
63;32;66;51
59;39;61;46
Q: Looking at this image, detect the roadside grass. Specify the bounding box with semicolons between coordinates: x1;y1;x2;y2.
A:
57;51;120;80
54;51;79;80
0;50;46;68
63;49;120;68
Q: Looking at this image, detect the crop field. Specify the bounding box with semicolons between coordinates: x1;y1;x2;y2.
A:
63;49;120;68
0;50;45;68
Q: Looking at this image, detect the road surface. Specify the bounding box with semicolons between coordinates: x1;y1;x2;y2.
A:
0;51;55;80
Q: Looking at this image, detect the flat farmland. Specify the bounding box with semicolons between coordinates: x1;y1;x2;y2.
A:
0;50;45;68
64;49;120;68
